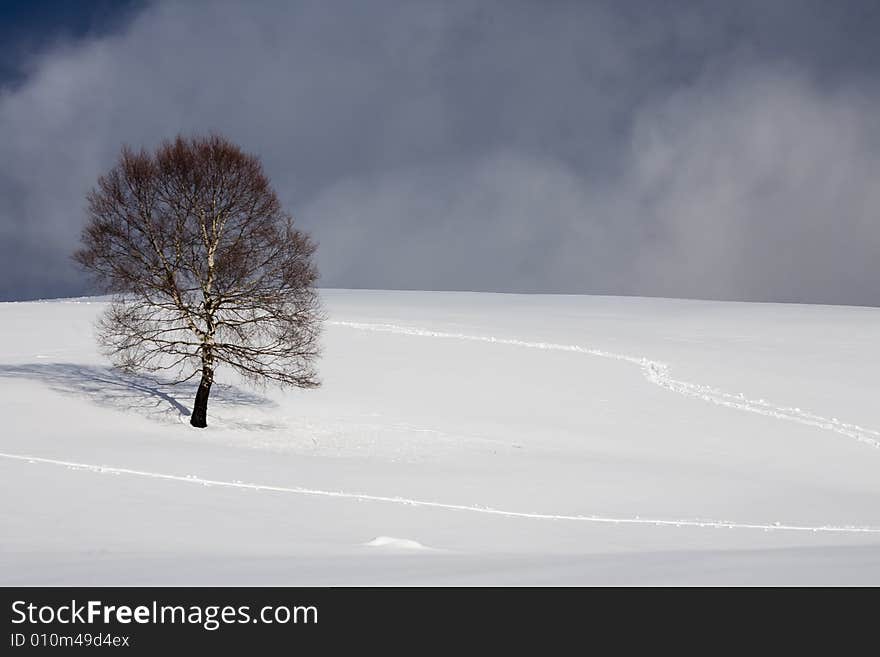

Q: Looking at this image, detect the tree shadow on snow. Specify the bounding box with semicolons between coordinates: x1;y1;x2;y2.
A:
0;362;276;424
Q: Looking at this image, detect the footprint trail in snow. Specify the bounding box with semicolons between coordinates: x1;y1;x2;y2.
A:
330;321;880;450
3;317;878;538
1;451;879;535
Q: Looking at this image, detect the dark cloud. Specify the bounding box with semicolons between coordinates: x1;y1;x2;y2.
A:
1;0;879;303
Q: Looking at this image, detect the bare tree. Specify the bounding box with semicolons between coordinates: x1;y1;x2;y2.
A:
75;134;321;428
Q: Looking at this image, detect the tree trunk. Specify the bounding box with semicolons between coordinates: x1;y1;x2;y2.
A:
190;363;213;428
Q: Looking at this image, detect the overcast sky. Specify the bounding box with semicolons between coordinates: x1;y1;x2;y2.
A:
1;0;879;304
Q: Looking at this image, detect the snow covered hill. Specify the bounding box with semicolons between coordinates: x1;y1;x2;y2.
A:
1;290;879;584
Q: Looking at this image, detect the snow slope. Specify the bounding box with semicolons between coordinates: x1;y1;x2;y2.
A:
1;290;879;584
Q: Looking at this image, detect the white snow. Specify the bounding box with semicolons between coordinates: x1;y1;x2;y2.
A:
1;289;880;584
364;537;431;550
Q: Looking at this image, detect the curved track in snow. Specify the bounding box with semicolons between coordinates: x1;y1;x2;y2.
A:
330;321;880;449
2;451;879;534
4;316;878;538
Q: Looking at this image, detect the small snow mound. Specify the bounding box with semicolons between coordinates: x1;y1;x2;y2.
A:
363;536;430;550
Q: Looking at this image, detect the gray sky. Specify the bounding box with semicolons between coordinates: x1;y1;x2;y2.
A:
1;0;879;304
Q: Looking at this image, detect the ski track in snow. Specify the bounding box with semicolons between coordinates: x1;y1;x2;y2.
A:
330;320;880;450
2;451;879;534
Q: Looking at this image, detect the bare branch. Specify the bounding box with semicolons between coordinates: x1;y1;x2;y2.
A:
75;134;322;427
